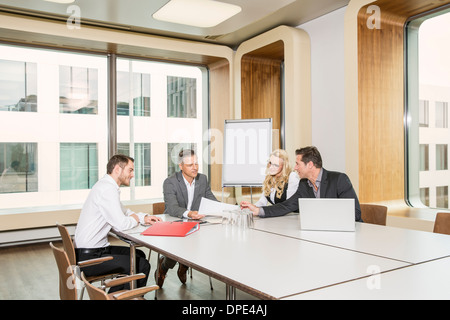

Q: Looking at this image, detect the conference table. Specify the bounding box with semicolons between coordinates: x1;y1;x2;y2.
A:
287;256;450;299
254;214;450;299
111;213;450;300
254;214;450;264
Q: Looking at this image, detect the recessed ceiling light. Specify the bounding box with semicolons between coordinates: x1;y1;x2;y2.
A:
43;0;75;3
153;0;242;28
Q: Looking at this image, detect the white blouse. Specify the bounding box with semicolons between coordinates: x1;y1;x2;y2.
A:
254;171;300;207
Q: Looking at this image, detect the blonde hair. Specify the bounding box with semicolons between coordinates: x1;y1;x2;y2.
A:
262;149;292;199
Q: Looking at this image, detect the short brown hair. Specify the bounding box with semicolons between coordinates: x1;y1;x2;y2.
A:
295;146;322;168
107;154;134;174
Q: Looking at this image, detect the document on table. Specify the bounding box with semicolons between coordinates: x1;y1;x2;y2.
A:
198;197;239;217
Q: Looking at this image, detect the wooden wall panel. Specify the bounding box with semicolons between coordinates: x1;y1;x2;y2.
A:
357;8;404;203
239;53;282;195
240;55;282;143
235;26;311;165
357;0;450;203
209;60;232;192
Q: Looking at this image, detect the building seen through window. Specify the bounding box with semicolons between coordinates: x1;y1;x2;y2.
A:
0;143;37;193
0;45;206;211
117;70;151;117
167;76;197;118
0;59;37;112
59;66;98;114
407;10;450;210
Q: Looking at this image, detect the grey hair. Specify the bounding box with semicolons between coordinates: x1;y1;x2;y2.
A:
178;149;196;164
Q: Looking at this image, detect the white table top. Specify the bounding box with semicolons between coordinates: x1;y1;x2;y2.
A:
253;214;450;264
119;220;409;299
285;256;450;300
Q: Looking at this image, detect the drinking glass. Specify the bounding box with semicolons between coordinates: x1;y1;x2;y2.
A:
221;210;231;226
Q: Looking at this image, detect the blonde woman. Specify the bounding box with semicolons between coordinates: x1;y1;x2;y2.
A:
253;149;300;208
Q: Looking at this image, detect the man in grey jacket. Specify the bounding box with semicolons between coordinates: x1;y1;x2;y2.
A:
156;149;217;287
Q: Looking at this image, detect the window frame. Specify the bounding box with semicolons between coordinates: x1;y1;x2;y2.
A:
405;6;450;209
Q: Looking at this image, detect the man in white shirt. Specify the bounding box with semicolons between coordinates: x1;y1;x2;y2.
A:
74;154;161;293
156;149;217;287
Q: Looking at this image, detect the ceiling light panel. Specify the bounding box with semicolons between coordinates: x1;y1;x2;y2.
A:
43;0;75;3
153;0;242;28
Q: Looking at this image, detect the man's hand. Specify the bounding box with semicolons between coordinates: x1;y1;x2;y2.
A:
188;211;205;220
144;215;162;225
240;201;260;216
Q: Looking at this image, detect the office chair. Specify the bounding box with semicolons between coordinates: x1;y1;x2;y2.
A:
152;202;165;214
81;272;158;300
56;223;122;299
433;212;450;235
360;204;388;226
50;242;79;300
50;242;157;300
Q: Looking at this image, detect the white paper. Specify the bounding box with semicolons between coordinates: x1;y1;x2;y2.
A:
198;197;239;216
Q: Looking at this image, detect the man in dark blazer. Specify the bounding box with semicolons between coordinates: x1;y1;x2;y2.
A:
156;149;217;288
241;146;362;221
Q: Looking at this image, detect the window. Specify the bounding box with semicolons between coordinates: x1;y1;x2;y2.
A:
59;66;99;114
0;44;107;209
420;144;429;171
0;143;38;193
436;101;448;128
0;44;208;211
117;58;207;201
117;71;151;116
437;186;449;208
406;9;450;209
436;144;448;170
60;143;98;190
419;100;429;127
167;76;197;118
118;143;151;187
0;59;37;112
420;187;430;207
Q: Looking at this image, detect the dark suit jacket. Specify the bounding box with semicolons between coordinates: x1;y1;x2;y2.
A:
262;168;362;221
163;171;217;218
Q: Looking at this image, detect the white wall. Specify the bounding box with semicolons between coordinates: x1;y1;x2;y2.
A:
297;6;347;172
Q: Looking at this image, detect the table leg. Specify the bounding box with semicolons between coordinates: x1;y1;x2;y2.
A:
129;242;136;289
155;253;161;300
226;285;236;300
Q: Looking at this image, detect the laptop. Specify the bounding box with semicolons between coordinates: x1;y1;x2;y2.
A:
298;198;356;232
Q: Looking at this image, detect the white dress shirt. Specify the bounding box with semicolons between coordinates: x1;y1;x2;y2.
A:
74;174;147;248
182;174;196;218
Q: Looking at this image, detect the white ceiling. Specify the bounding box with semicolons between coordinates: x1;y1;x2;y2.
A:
0;0;349;48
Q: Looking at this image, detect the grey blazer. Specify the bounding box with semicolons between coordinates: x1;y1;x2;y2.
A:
163;171;217;218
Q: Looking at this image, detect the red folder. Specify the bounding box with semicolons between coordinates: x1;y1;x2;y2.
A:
141;221;200;237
